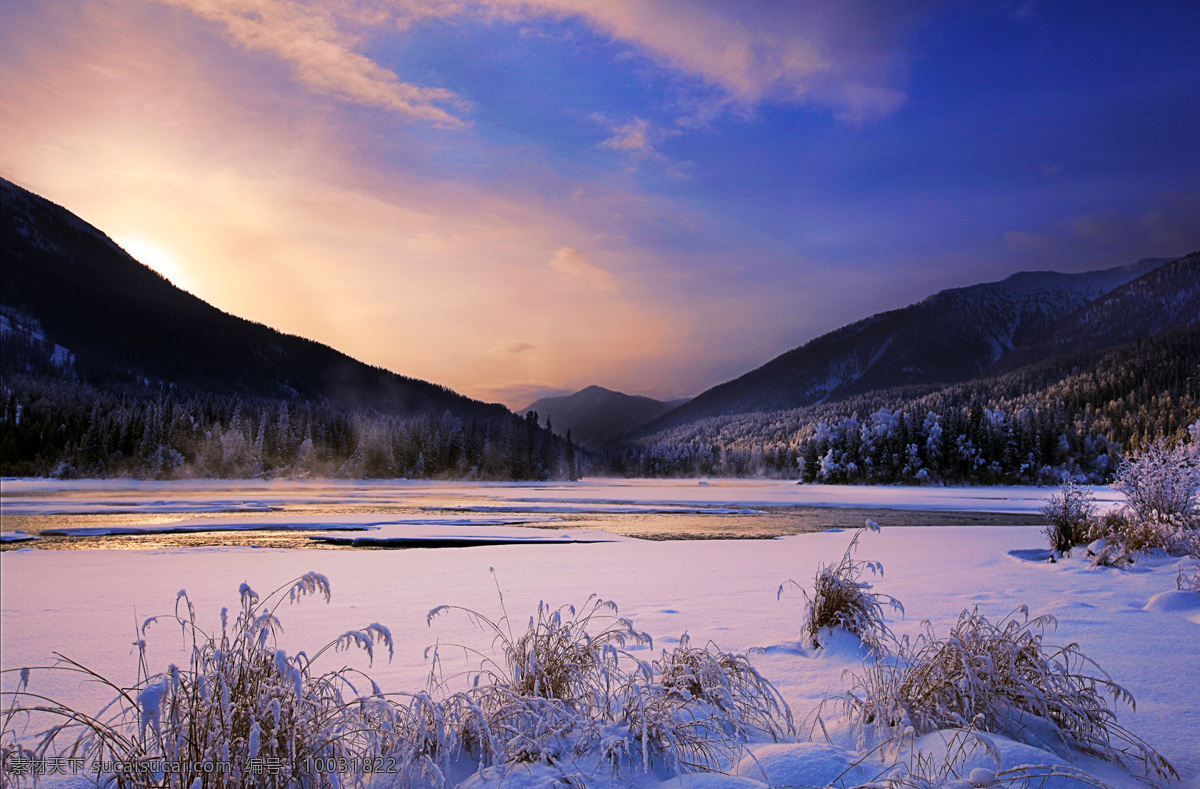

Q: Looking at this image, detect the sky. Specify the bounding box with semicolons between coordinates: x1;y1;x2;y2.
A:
2;1;1198;409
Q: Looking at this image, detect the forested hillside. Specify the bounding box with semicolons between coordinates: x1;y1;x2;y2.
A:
0;178;507;420
0;329;579;479
0;178;579;480
639;258;1171;433
607;327;1200;483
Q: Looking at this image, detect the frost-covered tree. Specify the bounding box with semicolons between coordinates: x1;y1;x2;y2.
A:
1114;429;1200;520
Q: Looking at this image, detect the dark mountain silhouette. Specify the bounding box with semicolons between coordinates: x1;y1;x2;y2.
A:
521;385;686;450
0;177;507;421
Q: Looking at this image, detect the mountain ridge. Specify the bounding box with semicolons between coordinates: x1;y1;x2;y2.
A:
635;256;1177;438
0;176;508;422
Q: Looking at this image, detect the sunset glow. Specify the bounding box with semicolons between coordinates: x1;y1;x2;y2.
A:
2;1;1197;407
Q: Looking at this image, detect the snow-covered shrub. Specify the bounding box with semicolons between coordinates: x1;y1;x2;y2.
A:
1041;479;1095;553
428;586;651;765
1;574;404;789
1079;435;1200;565
429;590;649;712
651;634;791;740
843;607;1176;781
615;635;793;773
1114;438;1200;521
779;520;903;652
427;580;792;777
1084;509;1200;566
1177;564;1200;592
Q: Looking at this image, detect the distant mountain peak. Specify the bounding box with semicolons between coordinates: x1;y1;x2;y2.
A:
522;386;687;450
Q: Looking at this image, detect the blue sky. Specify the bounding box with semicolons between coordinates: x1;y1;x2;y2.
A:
2;0;1198;407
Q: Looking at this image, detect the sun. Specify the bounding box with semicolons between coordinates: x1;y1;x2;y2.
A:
117;236;192;293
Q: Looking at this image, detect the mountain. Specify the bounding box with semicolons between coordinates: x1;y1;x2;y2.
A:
522;385;686;450
989;252;1200;374
610;324;1200;483
636;258;1174;435
0;177;506;421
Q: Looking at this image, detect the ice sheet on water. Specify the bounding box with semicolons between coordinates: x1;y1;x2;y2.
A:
422;504;765;515
40;514;563;537
308;522;622;547
0;530;39;542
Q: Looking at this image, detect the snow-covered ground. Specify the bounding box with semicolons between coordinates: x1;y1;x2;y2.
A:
1;480;1196;789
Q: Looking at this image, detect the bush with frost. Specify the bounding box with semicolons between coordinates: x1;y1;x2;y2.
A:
616;634;793;773
1083;506;1200;568
1113;436;1200;522
1041;479;1096;553
427;576;792;777
1;574;405;789
1080;433;1200;565
842;607;1175;781
779;520;903;652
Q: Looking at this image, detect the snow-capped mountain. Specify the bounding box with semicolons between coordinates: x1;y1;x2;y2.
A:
991;252;1200;373
641;257;1177;434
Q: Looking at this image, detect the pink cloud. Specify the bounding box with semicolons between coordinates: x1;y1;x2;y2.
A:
154;0;466;124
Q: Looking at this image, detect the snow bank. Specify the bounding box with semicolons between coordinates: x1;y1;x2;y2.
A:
2;522;1196;788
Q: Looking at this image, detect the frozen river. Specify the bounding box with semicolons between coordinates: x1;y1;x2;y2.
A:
0;478;1066;549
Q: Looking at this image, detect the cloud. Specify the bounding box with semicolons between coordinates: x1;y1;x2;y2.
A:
477;0;917;122
136;1;919;126
0;1;689;408
1003;230;1057;253
1071;212;1132;245
339;0;917;124
139;0;921;127
549;247;617;292
153;0;466;124
834;83;908;124
601;118;652;152
490;341;536;355
1001;193;1200;270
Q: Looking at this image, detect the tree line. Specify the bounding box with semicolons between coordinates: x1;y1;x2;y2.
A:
603;327;1200;483
1;334;580;481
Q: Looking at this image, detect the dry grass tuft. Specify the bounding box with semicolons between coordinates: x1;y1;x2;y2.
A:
780;520;903;652
1;574;405;789
617;635;794;773
843;607;1176;782
426;574;793;777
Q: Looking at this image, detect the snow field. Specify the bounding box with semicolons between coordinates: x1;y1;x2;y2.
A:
3;520;1197;788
